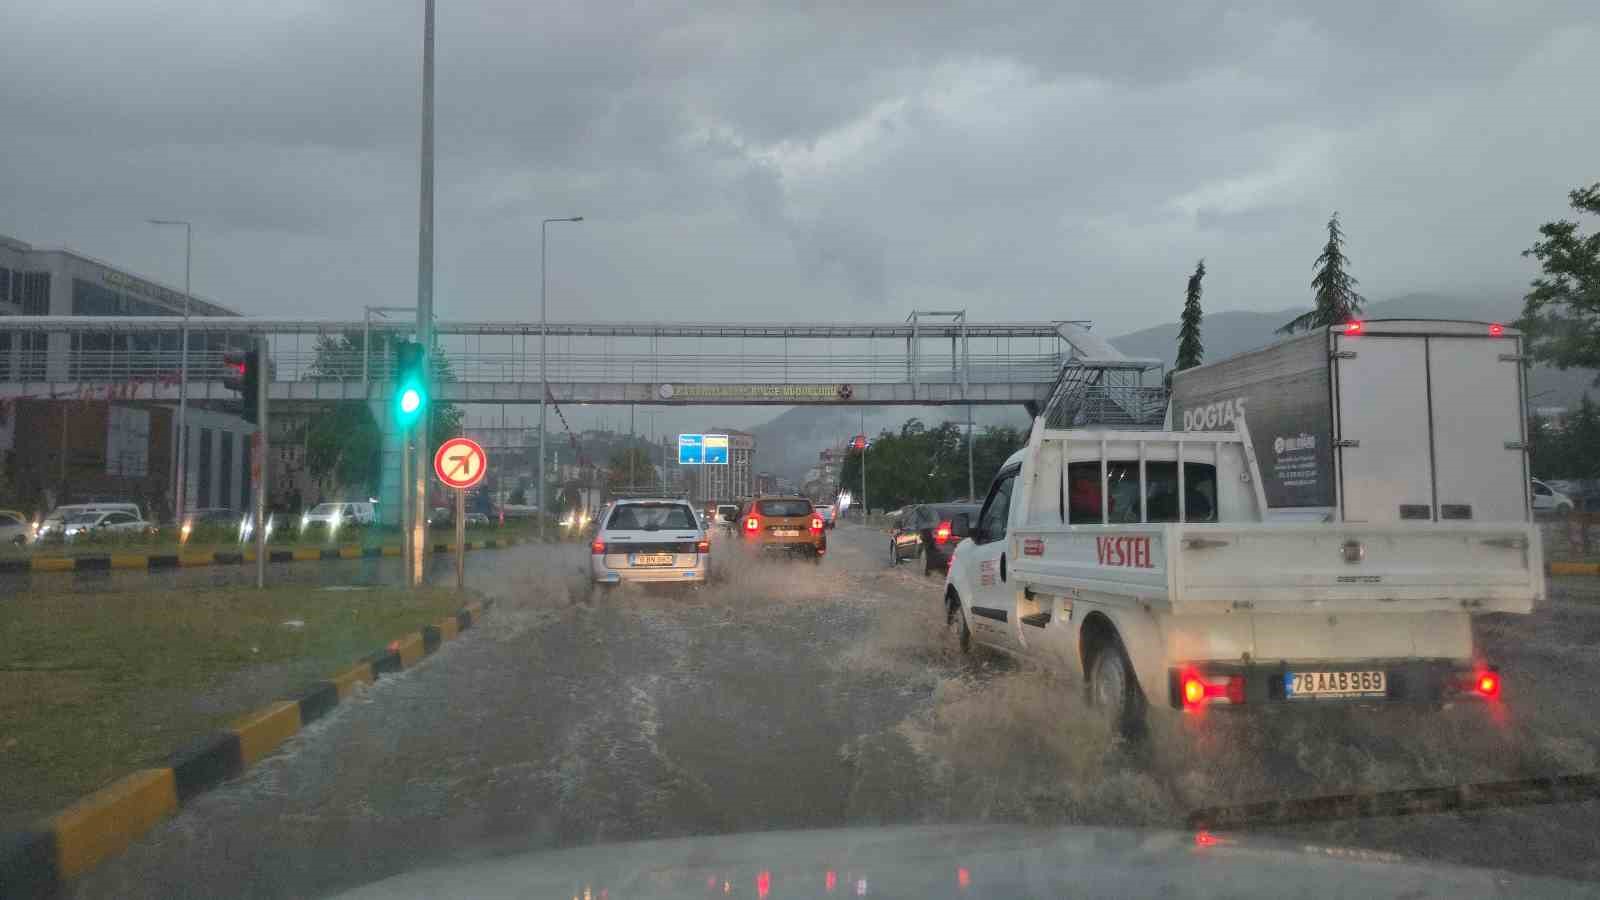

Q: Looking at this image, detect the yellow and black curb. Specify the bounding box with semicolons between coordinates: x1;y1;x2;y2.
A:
1549;561;1600;576
0;536;526;576
0;598;493;897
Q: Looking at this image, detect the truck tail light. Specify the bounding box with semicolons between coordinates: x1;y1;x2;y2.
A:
1489;323;1505;336
745;516;761;533
1179;670;1245;709
1476;672;1500;697
934;520;952;544
1344;320;1363;335
591;539;606;554
697;539;710;554
810;517;824;534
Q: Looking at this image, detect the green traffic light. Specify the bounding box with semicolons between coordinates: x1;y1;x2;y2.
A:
395;382;426;427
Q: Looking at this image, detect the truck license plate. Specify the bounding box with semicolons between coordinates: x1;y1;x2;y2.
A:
774;529;800;537
632;553;674;566
1285;670;1386;699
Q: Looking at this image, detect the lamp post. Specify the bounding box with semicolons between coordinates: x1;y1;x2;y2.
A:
147;218;191;524
539;215;583;540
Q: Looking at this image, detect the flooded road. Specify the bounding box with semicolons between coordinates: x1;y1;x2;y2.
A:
69;525;1600;897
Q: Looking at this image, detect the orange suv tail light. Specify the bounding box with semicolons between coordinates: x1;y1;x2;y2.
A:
810;517;823;534
744;516;761;533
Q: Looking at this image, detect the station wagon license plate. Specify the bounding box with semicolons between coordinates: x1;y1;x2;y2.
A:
631;553;674;566
1285;670;1386;699
773;529;800;537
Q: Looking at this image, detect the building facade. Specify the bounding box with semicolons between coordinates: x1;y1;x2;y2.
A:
0;233;254;516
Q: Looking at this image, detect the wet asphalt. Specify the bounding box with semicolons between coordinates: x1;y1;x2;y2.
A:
59;525;1600;897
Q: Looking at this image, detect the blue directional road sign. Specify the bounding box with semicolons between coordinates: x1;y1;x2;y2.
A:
703;434;730;465
678;434;704;465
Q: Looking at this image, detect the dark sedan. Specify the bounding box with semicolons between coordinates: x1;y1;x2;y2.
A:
888;502;980;574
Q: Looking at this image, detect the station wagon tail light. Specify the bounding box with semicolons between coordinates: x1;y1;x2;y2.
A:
934;520;953;544
1344;320;1363;335
697;539;710;554
810;517;824;534
591;539;606;554
745;516;761;533
1489;323;1504;336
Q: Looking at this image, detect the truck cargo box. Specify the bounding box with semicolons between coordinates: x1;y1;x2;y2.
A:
1166;320;1529;525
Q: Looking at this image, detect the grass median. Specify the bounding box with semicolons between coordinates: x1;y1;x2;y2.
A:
0;585;466;831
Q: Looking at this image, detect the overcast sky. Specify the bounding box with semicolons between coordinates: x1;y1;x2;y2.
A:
3;0;1597;338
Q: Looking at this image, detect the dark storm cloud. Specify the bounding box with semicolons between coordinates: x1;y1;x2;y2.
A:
2;1;1597;330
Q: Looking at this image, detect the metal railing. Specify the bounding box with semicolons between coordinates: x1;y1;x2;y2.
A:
7;348;1066;387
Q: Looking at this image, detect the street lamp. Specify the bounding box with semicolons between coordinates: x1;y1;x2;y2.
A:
539;215;583;540
147;218;191;525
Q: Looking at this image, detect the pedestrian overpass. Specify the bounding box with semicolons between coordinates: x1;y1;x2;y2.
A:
0;315;1161;410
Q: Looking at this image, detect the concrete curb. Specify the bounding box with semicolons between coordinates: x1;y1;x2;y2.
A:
0;536;526;576
0;597;495;897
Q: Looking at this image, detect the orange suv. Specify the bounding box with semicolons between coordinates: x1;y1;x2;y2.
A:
737;496;826;561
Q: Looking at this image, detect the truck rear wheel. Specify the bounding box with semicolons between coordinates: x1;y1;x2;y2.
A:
946;595;971;654
1088;638;1146;739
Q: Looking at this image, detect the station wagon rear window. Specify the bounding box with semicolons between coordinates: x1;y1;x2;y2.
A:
607;503;696;530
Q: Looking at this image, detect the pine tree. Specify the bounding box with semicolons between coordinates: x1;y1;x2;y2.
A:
1175;259;1205;371
1279;212;1367;334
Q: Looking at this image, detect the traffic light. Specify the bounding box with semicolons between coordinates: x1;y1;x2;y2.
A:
222;348;261;424
393;340;427;429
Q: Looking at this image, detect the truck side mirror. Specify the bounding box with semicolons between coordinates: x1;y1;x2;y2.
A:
950;513;972;539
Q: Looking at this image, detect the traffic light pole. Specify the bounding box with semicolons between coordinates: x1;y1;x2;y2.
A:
410;0;436;589
254;336;269;589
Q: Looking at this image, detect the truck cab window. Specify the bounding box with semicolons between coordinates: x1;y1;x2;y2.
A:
977;469;1018;543
1065;461;1218;523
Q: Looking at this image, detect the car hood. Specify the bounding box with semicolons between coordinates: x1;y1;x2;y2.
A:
328;824;1585;899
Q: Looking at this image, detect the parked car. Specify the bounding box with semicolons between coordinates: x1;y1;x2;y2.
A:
300;501;377;534
465;512;491;527
1531;478;1575;515
62;509;155;542
0;509;32;545
34;502;143;542
889;502;982;574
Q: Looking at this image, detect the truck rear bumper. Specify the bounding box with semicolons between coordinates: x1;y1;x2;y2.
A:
1166;659;1497;710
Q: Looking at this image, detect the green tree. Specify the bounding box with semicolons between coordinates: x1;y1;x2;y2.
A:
1516;183;1600;372
1176;259;1205;371
304;402;382;495
303;331;463;492
607;446;655;493
1279;212;1367;334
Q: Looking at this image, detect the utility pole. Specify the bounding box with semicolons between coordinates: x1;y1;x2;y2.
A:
410;0;436;587
860;407;867;517
254;336;269;589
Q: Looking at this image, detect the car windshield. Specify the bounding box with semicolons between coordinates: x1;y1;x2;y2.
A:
607;504;696;531
757;499;812;517
8;4;1600;895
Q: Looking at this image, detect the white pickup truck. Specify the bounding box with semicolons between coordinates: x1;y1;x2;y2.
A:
942;320;1543;734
